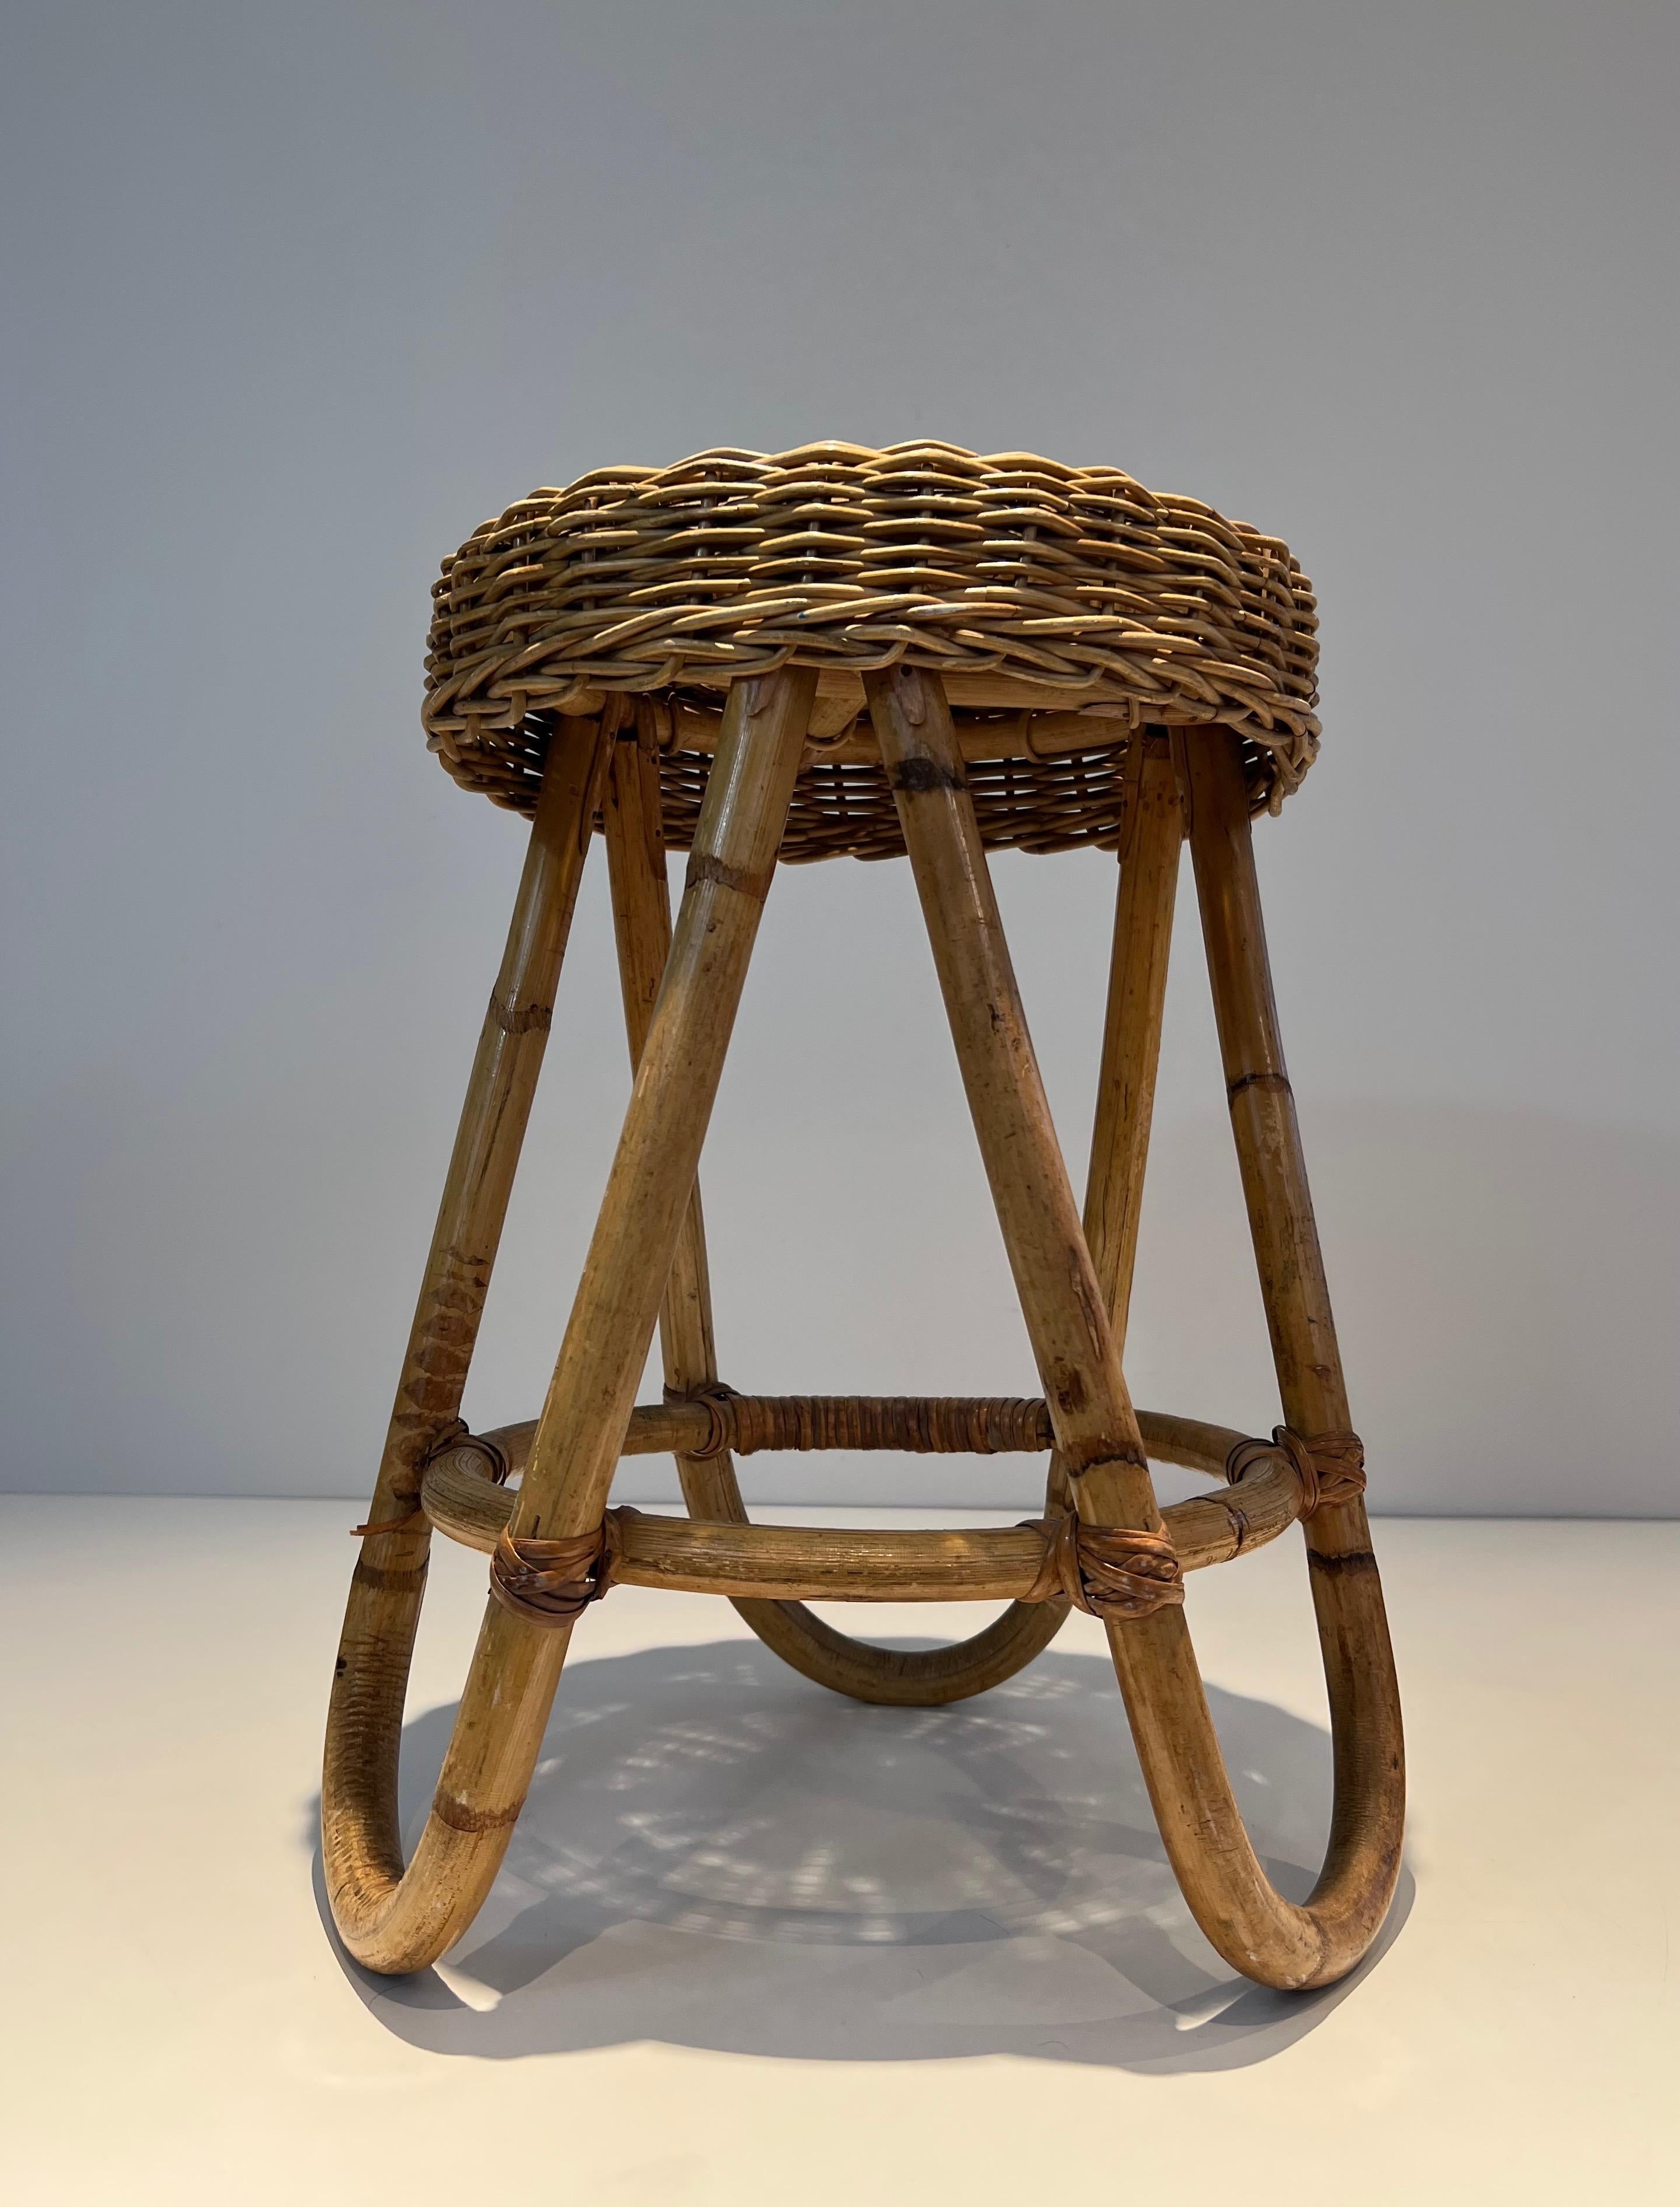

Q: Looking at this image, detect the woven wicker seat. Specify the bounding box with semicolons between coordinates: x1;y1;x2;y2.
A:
425;442;1320;858
325;441;1404;1998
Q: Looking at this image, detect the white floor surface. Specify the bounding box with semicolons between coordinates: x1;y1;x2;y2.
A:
2;1500;1676;2204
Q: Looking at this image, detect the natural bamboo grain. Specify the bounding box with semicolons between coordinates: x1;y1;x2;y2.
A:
321;717;605;1971
1083;730;1185;1347
1024;720;1188;1559
602;705;743;1526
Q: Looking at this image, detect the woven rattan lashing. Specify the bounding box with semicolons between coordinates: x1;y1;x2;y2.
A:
424;442;1320;858
676;1387;1055;1458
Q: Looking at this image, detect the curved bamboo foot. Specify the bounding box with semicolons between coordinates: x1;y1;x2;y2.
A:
736;1497;1404;1980
730;1592;1068;1705
324;1574;570;1975
323;719;606;1975
729;1498;1404;1978
1108;1504;1405;1991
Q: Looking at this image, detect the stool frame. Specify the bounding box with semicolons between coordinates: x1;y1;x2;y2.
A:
323;664;1404;1988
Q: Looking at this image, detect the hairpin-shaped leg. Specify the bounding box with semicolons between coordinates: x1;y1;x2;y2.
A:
867;666;1402;1989
1181;723;1405;1972
326;668;815;1973
323;716;606;1968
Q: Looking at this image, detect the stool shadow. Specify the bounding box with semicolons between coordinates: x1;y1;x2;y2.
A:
314;1639;1412;2072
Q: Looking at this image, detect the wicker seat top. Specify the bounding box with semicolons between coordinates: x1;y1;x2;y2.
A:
425;442;1321;861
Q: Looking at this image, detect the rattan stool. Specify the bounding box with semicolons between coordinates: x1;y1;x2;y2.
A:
324;443;1404;1988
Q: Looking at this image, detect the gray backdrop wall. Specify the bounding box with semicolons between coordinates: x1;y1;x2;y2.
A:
4;2;1676;1512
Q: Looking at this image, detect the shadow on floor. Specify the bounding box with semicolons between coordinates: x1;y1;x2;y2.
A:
315;1638;1412;2072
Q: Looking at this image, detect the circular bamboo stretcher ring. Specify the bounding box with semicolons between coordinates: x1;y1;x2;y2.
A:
419;1406;1302;1587
419;1402;1295;1705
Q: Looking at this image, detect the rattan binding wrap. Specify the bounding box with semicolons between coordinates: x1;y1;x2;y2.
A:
424;442;1320;859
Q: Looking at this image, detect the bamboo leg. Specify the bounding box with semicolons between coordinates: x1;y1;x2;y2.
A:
600;705;1062;1705
323;668;816;1975
864;666;1161;1514
601;704;743;1523
322;716;607;1969
1085;731;1185;1344
516;664;816;1540
1182;723;1405;1966
1031;729;1189;1535
859;727;1188;1693
866;666;1398;1989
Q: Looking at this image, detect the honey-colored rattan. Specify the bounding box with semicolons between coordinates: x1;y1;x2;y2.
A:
424;442;1320;856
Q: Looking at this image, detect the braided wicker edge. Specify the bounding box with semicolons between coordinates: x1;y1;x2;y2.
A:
423;442;1320;852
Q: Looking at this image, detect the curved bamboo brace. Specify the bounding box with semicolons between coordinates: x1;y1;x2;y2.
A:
866;666;1403;1991
604;707;1063;1708
727;1595;1068;1705
326;668;817;1974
